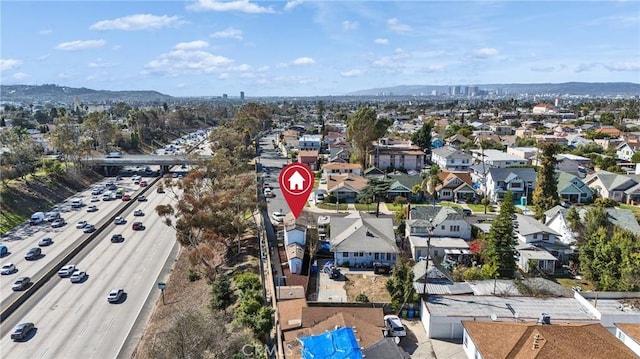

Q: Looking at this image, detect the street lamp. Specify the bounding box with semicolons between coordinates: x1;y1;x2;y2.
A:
422;218;434;297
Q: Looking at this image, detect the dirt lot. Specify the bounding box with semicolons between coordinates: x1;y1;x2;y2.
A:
343;272;392;303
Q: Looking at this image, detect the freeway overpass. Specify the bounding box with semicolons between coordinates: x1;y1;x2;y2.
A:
84;154;211;174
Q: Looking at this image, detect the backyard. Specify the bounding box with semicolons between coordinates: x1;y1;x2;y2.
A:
343;272;392;303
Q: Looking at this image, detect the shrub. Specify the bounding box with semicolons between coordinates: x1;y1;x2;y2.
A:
355;293;370;303
188;268;201;282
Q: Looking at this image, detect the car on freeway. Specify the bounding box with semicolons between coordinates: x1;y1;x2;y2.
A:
91;187;103;195
25;248;41;260
114;216;126;225
137;195;147;202
122;194;131;201
86;205;98;212
45;211;61;222
1;263;16;275
51;218;66;228
83;224;96;233
107;288;125;303
383;315;407;337
70;270;87;283
108;183;117;191
38;237;53;247
58;265;76;277
70;199;84;208
76;220;88;229
132;222;144;231
272;212;285;223
12;276;31;291
90;195;100;202
10;323;35;341
133;209;144;216
111;234;124;243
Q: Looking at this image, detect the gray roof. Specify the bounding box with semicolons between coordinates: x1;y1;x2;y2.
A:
330;213;397;253
514;214;559;236
584;170;639;191
413;259;452;282
413;281;473;295
408;206;464;225
577;206;640;236
362;338;410;359
544;205;568;224
487;167;537;182
431;146;473;159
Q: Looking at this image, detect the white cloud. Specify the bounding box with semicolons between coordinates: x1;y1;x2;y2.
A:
12;72;28;80
340;69;364;77
422;64;445;72
210;27;243;40
292;57;315;65
90;14;184;31
603;62;640;71
284;0;303;11
145;47;234;75
0;59;22;71
58;72;72;79
473;47;499;58
387;18;411;33
219;73;230;79
370;48;410;70
174;40;210;50
374;38;389;45
530;65;557;72
342;20;358;31
38;29;52;35
56;40;106;51
187;0;275;14
88;58;118;68
575;62;598;73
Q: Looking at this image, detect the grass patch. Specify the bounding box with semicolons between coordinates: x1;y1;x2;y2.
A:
555;277;595;292
385;203;407;212
316;203;348;210
439;201;462;209
619;204;640;215
467;203;493;213
354;203;376;211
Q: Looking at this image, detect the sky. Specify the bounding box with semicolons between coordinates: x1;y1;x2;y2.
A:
1;0;639;97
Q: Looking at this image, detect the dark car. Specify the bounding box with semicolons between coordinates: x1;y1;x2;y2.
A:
462;209;472;216
12;276;31;291
111;234;124;243
132;222;144;231
11;322;35;341
25;247;41;260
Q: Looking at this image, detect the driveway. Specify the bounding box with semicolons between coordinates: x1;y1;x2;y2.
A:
315;259;348;302
400;319;436;359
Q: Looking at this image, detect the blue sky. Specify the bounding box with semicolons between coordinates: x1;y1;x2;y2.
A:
1;1;639;97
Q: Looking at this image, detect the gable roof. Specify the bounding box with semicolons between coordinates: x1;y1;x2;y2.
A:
488;167;537;182
407;205;466;226
437;171;473;190
577;207;640;236
286;242;305;260
514;213;559;236
584;171;639;191
278;298;308;331
330;214;397;253
462;321;637;359
327;173;369;193
364;167;386;176
361;338;410;359
556;171;591;195
431;146;474;160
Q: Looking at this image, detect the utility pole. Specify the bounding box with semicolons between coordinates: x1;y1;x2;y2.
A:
422;219;434;297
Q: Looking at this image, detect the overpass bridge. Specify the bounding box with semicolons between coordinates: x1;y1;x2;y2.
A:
84;154;211;175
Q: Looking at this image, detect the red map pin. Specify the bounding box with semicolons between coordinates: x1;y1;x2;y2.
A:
278;163;315;219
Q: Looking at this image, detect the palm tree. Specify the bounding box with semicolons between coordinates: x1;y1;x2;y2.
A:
414;165;442;207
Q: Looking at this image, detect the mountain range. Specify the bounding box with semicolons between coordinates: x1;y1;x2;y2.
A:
1;82;638;104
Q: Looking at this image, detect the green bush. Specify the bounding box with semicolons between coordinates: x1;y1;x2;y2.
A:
188;268;201;282
355;293;370;303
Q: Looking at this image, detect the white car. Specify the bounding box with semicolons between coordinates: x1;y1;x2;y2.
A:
76;220;87;229
90;195;100;202
272;212;285;223
114;216;126;225
86;205;98;212
383;315;406;337
70;270;87;283
1;263;16;275
58;264;76;277
133;209;144;216
107;288;125;303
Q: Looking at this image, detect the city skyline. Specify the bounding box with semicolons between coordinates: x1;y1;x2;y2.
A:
1;0;639;97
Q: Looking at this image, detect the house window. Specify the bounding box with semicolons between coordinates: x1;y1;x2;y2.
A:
374;253;379;260
511;182;521;188
441;225;445;230
542;234;550;241
450;225;460;232
358;252;364;257
386;253;392;260
343;252;349;257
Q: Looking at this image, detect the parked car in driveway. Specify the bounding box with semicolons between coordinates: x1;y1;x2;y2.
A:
38;237;53;247
12;276;31;291
1;263;16;275
11;322;34;341
107;288;125;303
70;270;87;283
383;315;406;337
51;218;66;228
58;264;76;277
25;248;41;260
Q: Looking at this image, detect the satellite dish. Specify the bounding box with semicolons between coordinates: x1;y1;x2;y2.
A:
490;313;498;321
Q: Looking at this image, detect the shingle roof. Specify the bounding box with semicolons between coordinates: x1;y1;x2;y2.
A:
278;298;308;331
330;214;397;253
585;171;639;191
462;322;638;359
362;338;410;359
514;214;559;236
488;167;537;182
577;207;640;236
431;146;473;159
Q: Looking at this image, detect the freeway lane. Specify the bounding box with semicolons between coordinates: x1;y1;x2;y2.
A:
0;174;150;309
0;183;179;359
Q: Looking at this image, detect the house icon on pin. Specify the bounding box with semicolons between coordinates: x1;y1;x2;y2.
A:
288;170;306;191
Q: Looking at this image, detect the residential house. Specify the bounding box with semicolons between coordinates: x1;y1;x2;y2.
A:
385;171;424;202
284;222;307;247
513;213;560;244
507;146;539;161
489;124;514;135
566;133;595;149
445;134;470;149
329;212;398;267
532;103;559;114
535;135;569;146
556;171;593;203
327;142;353;163
322;162;362;177
584;171;640;203
513;213;567;272
323;131;346;145
516;243;558;274
431;146;474;172
297;150;318;170
281;129;300;150
298;134;322;151
406;206;472;260
462;322;637;359
286;243;305;275
485;167;537;202
615;323;640;356
434;170;476;202
471;149;529;168
363;166;386;179
617;141;640;161
369;139;426;171
431;137;445;149
326;173;368;201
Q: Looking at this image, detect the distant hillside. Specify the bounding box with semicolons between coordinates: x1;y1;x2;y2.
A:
348;82;640;97
0;84;173;103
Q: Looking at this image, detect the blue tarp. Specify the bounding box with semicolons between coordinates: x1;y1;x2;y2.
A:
299;327;363;359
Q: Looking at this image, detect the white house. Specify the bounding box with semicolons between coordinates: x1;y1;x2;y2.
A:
544;206;578;246
330;212;398;267
515;243;557;274
513;214;560;244
471;149;529;168
286;243;305;274
485;167;537;202
298;135;322;151
406;206;472;261
322;163;363;177
431;146;474;172
284;222;307;247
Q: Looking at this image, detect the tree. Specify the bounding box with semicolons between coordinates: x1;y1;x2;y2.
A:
532;143;560;221
482;191;517;278
346;107;391;168
357;178;392;217
385;260;418;311
413;165;442;206
209;273;235;311
411;122;432;153
632;152;640;163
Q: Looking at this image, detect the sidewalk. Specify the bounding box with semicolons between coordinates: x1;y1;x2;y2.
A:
304;198;395;215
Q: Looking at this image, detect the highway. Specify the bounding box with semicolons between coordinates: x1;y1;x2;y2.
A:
0;181;179;358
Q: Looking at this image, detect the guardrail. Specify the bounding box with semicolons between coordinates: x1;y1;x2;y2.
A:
0;175;162;323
